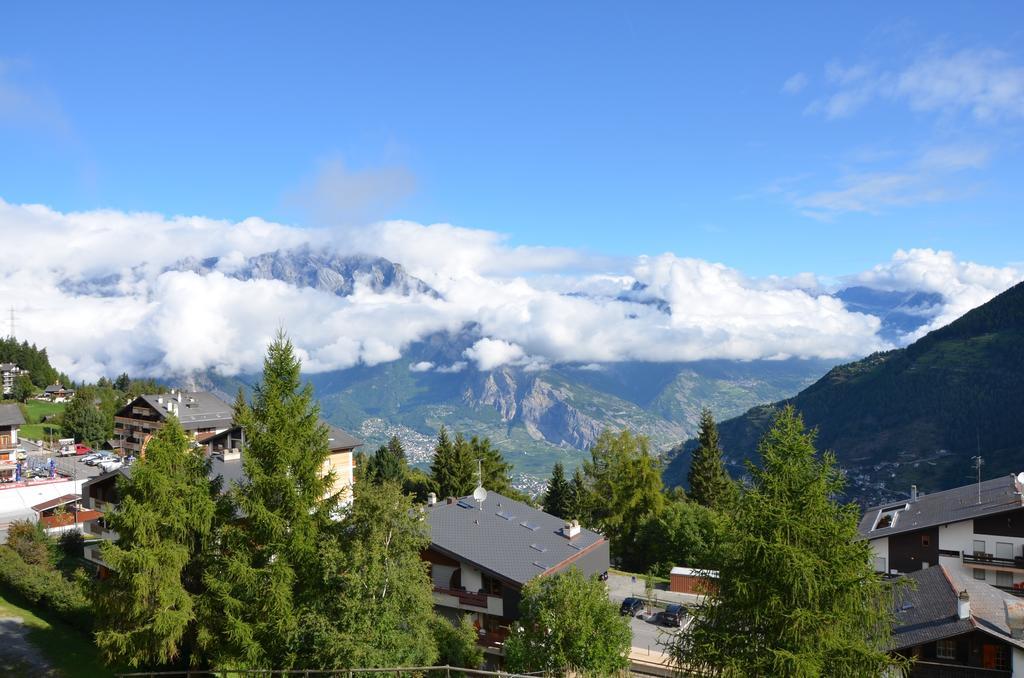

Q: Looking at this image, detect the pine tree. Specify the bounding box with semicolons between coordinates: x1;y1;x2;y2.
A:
542;462;572;519
568;466;587;522
200;331;334;669
365;435;407;485
95;419;220;668
675;407;907;676
687;407;735;509
429;427;474;498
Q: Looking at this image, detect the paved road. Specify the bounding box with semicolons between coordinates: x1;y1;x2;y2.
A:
18;440;105;480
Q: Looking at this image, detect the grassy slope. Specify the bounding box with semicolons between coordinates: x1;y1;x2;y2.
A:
0;591;111;678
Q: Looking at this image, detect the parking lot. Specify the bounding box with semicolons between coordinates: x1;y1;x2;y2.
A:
605;572;698;659
17;440;113;481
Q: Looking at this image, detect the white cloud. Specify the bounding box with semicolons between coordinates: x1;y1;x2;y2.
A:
810;48;1024;121
0;199;1017;381
852;248;1023;340
782;72;808;94
409;361;434;372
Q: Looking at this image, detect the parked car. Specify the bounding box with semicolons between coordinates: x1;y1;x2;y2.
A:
98;460;123;473
58;444;77;457
75;444;93;456
86;453;114;466
620;597;644;617
80;453;101;463
661;603;686;627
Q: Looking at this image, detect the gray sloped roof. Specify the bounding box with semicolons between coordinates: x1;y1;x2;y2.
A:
0;403;26;427
325;424;361;451
860;474;1023;540
892;564;1024;651
425;491;605;586
135;392;234;431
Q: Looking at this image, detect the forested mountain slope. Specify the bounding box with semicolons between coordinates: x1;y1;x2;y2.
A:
664;280;1024;504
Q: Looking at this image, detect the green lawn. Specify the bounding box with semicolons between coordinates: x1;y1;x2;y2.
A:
20;423;63;441
0;590;112;678
23;400;66;423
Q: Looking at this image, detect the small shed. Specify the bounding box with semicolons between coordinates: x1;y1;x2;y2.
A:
670;566;718;595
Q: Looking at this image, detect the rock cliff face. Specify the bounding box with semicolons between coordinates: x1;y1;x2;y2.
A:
517;379;605;448
468;369;519;422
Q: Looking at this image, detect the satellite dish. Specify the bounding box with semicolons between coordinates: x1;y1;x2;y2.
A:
473;486;488;503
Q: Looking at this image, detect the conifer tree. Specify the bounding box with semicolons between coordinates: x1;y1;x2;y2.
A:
429;427;474;498
95;419;220;668
676;407;906;676
200;331;335;669
687;407;735;509
568;466;587;522
542;462;572;519
365;435;407;485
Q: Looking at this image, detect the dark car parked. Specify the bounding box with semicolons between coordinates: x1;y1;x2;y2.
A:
661;603;686;627
620;597;644;617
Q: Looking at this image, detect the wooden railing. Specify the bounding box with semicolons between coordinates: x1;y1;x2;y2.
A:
433;586;490;608
909;660;1010;677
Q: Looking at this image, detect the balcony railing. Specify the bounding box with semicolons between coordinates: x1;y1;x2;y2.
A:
962;552;1024;570
909;660;1010;678
433;586;490;608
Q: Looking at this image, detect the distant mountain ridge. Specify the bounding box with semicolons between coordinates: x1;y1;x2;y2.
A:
173;246;439;298
664;280;1024;505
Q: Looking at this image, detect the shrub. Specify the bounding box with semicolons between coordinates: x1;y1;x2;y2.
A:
0;546;92;631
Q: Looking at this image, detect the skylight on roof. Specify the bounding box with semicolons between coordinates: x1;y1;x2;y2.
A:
872;504;909;531
530;543;547;553
520;521;540;531
532;561;548;569
496;510;516;521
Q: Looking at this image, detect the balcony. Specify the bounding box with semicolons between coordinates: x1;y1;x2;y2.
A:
434;586;489;608
432;587;504;617
962;552;1024;572
909;661;1010;677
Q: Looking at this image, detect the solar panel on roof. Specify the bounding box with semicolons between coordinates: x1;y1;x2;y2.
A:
457;500;474;509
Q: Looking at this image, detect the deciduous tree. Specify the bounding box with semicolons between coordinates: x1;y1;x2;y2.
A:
505;568;631;676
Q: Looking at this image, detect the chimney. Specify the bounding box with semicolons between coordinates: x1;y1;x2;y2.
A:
446;496;456;505
1006;600;1024;639
427;492;437;506
157;396;164;404
958;590;971;620
562;520;581;539
910;485;918;502
176;392;183;403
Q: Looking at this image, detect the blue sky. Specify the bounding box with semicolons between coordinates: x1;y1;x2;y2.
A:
2;2;1023;277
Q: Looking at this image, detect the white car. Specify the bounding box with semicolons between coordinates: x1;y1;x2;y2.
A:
98;460;123;473
57;445;77;457
80;453;102;464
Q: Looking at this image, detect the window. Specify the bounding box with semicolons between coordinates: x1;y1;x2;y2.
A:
936;639;956;660
921;534;931;547
994;645;1010;670
974;539;987;555
997;571;1013;588
974;568;987;581
997;542;1013;560
482;574;502;596
874;556;887;573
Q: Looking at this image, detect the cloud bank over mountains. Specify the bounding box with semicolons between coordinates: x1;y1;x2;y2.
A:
1;198;1020;382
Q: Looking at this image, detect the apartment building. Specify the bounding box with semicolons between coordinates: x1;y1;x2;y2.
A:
423;491;609;655
861;474;1024;594
0;363;25;396
113;390;233;454
0;403;24;482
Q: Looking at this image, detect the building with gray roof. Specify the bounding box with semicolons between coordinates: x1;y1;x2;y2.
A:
423;490;609;653
113;390;234;454
861;474;1024;599
893;563;1024;675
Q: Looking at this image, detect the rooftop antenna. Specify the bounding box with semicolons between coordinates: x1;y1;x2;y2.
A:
472;458;487;510
972;454;984;505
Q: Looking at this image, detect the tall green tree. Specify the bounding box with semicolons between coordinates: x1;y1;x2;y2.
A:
200;331;335;669
675;407;906;677
94;419;221;668
296;482;438;669
12;373;34;402
62;388;108;445
365;435;407;485
542;462;572;519
581;429;664;567
568;466;587;521
429;427;475;499
687;407;734;510
505;568;631;676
